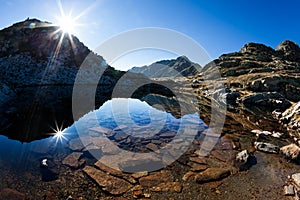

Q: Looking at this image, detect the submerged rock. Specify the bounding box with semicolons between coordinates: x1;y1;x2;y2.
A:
254;142;279;154
62;152;85;169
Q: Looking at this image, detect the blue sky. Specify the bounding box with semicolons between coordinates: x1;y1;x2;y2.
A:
0;0;299;70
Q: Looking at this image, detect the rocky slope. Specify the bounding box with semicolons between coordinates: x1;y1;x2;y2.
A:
0;18;152;142
129;56;201;78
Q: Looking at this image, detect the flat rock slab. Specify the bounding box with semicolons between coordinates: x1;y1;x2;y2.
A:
62;152;85;169
94;161;136;184
195;168;231;183
139;170;174;187
69;137;92;151
83;166;132;195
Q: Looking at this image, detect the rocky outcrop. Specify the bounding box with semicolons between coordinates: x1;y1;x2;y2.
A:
129;56;201;78
243;92;291;111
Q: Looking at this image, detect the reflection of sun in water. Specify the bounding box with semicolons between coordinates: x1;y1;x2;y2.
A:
51;122;67;145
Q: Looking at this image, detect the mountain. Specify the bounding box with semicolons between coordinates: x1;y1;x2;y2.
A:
0;18;145;142
194;40;300;140
129;56;201;78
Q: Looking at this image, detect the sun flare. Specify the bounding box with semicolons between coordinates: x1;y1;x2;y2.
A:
58;15;76;34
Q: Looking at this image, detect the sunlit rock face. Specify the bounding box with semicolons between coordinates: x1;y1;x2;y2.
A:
0;18;128;142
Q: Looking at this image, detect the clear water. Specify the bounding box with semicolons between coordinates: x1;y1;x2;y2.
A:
0;98;206;183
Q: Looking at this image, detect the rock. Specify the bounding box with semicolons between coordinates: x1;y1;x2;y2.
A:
240;42;275;54
190;164;208;172
0;188;25;200
292;173;300;187
69;137;92;151
145;143;159;151
276;40;300;61
94;161;136;184
254;142;279;154
83;166;132;195
195;168;231;183
132;171;149;179
189;157;207;165
182;171;197;182
243;92;291;111
282;185;295;196
139;170;174;187
62;152;85;169
150;182;183;193
280;143;300;161
234;150;255;170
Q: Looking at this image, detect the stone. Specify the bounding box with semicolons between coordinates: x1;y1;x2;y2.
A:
236;150;249;164
83;166;132;195
62;152;85;169
0;188;25;200
94;161;136;184
139;170;174;187
150;182;183;193
182;171;197;182
92;137;121;155
282;185;295;196
159;132;176;138
254;142;279;154
132;171;149;179
243;92;291;111
292;173;300;187
235;150;252;170
280;143;300;160
189;163;208;172
145;143;159;151
69;137;92;151
195;168;231;183
189;157;207;165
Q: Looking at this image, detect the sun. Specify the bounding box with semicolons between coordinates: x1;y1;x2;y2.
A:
57;15;77;34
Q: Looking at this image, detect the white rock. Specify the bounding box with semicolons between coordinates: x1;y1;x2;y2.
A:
280;143;300;160
254;142;279;154
236;150;249;164
282;185;295;196
292;173;300;188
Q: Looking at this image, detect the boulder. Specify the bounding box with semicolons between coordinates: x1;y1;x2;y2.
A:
243;92;291;111
280;143;300;161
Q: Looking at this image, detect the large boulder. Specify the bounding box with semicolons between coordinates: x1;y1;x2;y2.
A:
243;92;291;111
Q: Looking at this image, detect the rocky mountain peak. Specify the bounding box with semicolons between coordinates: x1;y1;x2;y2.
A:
0;18;90;66
240;42;275;54
276;40;300;52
